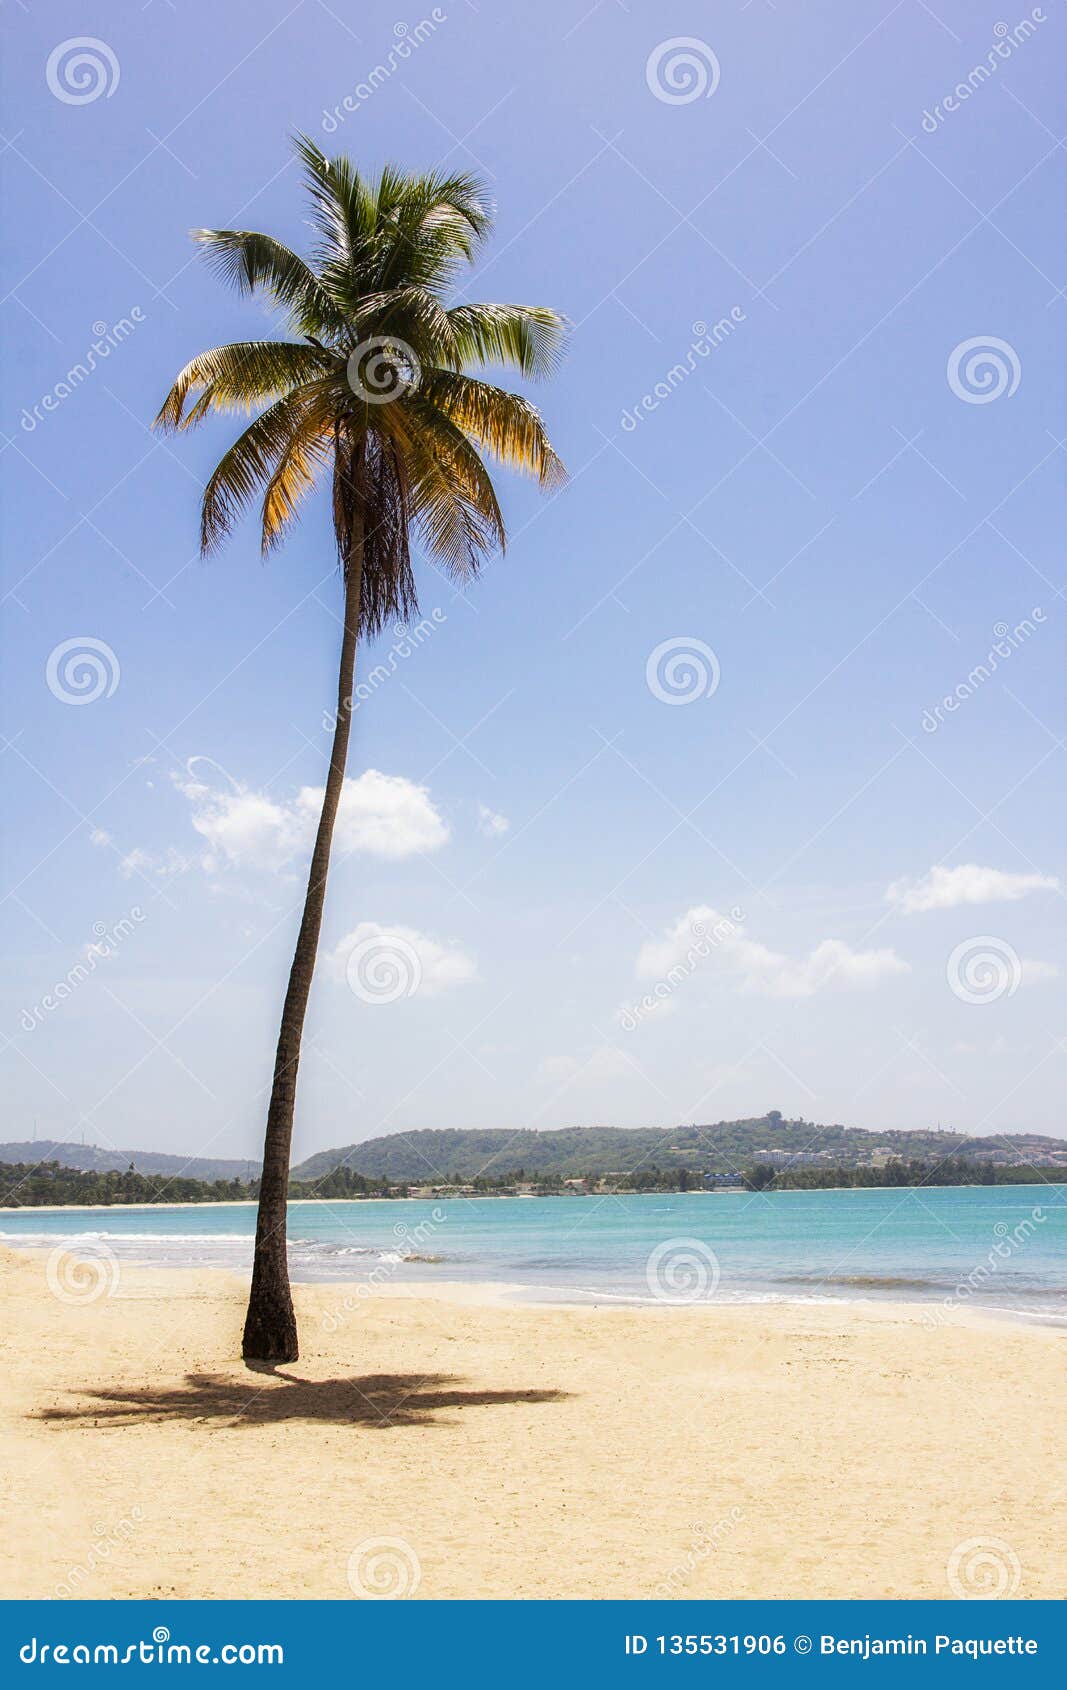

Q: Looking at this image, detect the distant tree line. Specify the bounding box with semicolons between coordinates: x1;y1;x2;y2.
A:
740;1157;1066;1191
0;1160;403;1208
1;1155;1062;1209
0;1162;255;1208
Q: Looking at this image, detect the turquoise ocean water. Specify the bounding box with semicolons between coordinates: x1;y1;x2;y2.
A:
3;1184;1066;1318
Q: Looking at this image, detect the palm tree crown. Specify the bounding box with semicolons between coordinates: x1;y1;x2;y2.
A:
155;134;566;625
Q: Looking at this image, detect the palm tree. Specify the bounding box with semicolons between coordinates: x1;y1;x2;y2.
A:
154;137;566;1363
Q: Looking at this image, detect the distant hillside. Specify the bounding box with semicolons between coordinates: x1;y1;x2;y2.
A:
290;1119;1066;1182
5;1122;1062;1191
0;1140;259;1182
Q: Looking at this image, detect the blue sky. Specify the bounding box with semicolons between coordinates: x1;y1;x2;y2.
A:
2;0;1064;1162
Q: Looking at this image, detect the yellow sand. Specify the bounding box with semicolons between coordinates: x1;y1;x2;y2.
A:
0;1245;1062;1600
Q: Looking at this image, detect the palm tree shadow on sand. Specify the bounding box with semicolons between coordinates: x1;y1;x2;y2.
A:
35;1372;570;1430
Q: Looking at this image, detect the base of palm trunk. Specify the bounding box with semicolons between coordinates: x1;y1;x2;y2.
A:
242;1271;299;1364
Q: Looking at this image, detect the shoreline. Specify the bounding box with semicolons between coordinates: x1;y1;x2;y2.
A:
2;1236;1063;1330
2;1247;1064;1600
0;1177;1061;1216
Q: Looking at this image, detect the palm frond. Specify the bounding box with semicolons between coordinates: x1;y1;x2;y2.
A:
418;370;567;488
446;303;568;379
261;423;333;553
199;389;325;554
190;229;349;342
154;342;332;431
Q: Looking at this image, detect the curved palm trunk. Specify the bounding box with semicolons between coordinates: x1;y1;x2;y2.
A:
242;527;364;1364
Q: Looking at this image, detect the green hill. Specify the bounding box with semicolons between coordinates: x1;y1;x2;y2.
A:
290;1118;1065;1182
0;1139;258;1182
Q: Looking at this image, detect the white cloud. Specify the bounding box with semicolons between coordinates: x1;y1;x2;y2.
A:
171;764;448;873
886;863;1060;914
636;905;909;999
537;1046;636;1087
1022;958;1060;984
327;922;477;997
119;845;192;880
89;828;112;848
477;803;510;839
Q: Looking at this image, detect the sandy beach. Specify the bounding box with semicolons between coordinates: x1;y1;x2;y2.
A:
0;1243;1062;1601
